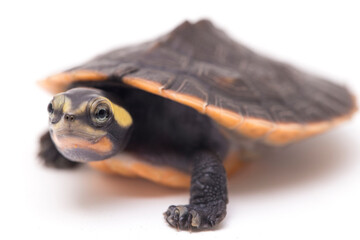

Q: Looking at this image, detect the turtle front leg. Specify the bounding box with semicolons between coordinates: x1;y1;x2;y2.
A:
38;131;82;169
164;151;228;230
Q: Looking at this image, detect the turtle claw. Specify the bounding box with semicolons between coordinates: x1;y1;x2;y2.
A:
164;205;200;230
164;201;226;231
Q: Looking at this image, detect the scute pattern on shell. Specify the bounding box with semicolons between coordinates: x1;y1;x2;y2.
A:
68;20;355;126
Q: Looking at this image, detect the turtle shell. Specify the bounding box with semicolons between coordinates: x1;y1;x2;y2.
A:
39;20;357;146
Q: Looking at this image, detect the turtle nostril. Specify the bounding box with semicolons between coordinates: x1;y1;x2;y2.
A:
64;114;76;121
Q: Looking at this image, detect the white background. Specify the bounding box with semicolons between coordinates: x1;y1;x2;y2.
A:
0;1;359;239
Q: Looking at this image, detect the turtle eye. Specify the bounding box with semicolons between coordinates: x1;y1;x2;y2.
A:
47;102;54;114
90;99;112;126
95;104;110;122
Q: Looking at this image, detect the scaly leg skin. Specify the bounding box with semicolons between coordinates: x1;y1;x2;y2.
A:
164;151;228;231
38;131;82;169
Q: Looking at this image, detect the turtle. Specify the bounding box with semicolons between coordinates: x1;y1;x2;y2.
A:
38;19;357;230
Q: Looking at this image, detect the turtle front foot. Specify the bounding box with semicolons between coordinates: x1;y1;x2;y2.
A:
164;200;226;230
38;131;82;169
164;151;228;231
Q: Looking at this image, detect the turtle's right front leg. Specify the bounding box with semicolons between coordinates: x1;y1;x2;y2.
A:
38;131;82;169
164;151;228;230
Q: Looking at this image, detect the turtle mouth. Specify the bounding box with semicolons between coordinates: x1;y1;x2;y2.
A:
53;128;103;143
49;128;114;162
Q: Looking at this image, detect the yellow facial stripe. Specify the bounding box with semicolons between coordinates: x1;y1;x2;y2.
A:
62;97;72;113
72;101;88;115
52;94;72;113
52;94;66;110
111;103;133;128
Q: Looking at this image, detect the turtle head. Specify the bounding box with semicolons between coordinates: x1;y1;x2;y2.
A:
47;87;133;162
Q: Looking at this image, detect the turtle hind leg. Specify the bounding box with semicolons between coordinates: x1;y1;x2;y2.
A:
38;131;82;169
164;151;228;230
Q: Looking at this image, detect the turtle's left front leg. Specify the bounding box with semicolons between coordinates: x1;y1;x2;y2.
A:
164;151;228;230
